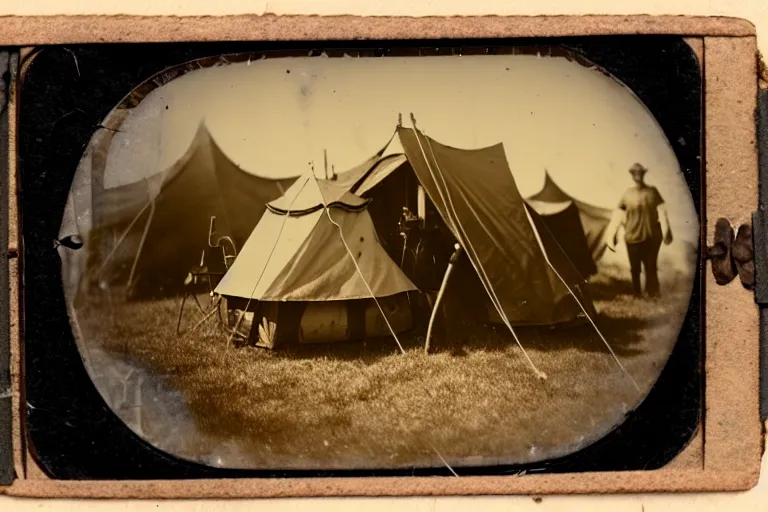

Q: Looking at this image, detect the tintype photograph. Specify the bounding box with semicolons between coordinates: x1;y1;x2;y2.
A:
42;43;701;473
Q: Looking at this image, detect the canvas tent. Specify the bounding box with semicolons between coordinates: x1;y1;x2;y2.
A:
392;127;595;326
527;171;613;265
214;173;417;347
90;123;297;299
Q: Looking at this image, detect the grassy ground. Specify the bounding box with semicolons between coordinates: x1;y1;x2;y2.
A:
78;261;694;470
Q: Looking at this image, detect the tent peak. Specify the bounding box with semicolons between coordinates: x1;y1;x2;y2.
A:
189;120;215;145
528;169;570;204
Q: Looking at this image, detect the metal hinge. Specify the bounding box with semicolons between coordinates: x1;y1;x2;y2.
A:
756;89;768;305
757;87;768;424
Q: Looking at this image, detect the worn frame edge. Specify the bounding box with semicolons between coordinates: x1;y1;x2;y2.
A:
0;14;757;46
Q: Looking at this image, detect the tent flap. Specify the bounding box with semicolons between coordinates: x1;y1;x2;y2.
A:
397;126;586;326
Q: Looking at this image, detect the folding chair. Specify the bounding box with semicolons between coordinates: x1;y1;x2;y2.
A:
175;216;238;335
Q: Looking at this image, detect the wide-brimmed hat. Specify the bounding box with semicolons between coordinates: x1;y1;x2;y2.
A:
629;163;648;175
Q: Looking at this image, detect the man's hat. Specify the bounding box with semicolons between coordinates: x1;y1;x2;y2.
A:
629;163;648;175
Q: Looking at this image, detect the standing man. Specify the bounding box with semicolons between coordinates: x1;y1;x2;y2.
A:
607;163;673;298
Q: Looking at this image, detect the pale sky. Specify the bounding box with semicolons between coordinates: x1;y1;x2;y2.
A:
101;52;699;243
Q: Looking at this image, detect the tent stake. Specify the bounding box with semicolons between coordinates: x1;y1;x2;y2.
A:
425;243;461;354
175;293;188;335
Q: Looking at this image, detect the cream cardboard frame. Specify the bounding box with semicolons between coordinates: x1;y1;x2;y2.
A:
0;14;764;498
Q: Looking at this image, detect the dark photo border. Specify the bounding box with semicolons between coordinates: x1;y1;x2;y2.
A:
16;36;702;480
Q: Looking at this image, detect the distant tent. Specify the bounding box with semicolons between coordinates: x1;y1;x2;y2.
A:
524;199;597;279
214;173;417;347
92;123;298;299
527;171;612;264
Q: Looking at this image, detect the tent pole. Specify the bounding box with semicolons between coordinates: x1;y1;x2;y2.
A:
126;199;156;291
425;243;461;354
176;293;188;335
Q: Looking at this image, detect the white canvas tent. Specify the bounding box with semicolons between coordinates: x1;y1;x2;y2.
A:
214;173;417;347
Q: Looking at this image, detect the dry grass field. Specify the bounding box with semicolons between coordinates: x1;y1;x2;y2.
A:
76;260;694;470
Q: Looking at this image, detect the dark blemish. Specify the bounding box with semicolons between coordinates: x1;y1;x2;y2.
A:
533;496;543;503
505;67;509;70
357;251;362;258
165;105;169;110
360;237;364;242
286;69;291;74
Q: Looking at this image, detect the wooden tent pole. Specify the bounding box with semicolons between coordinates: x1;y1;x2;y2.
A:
425;243;462;354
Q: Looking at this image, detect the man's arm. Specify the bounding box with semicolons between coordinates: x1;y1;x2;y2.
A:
658;203;673;244
654;187;673;244
604;208;626;251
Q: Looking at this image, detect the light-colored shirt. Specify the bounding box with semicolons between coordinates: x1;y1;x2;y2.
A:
618;185;664;244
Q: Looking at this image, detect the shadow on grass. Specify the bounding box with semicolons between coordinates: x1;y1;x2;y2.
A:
586;261;694;303
274;308;652;362
587;277;636;301
269;274;668;362
432;317;650;358
94;274;672;365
